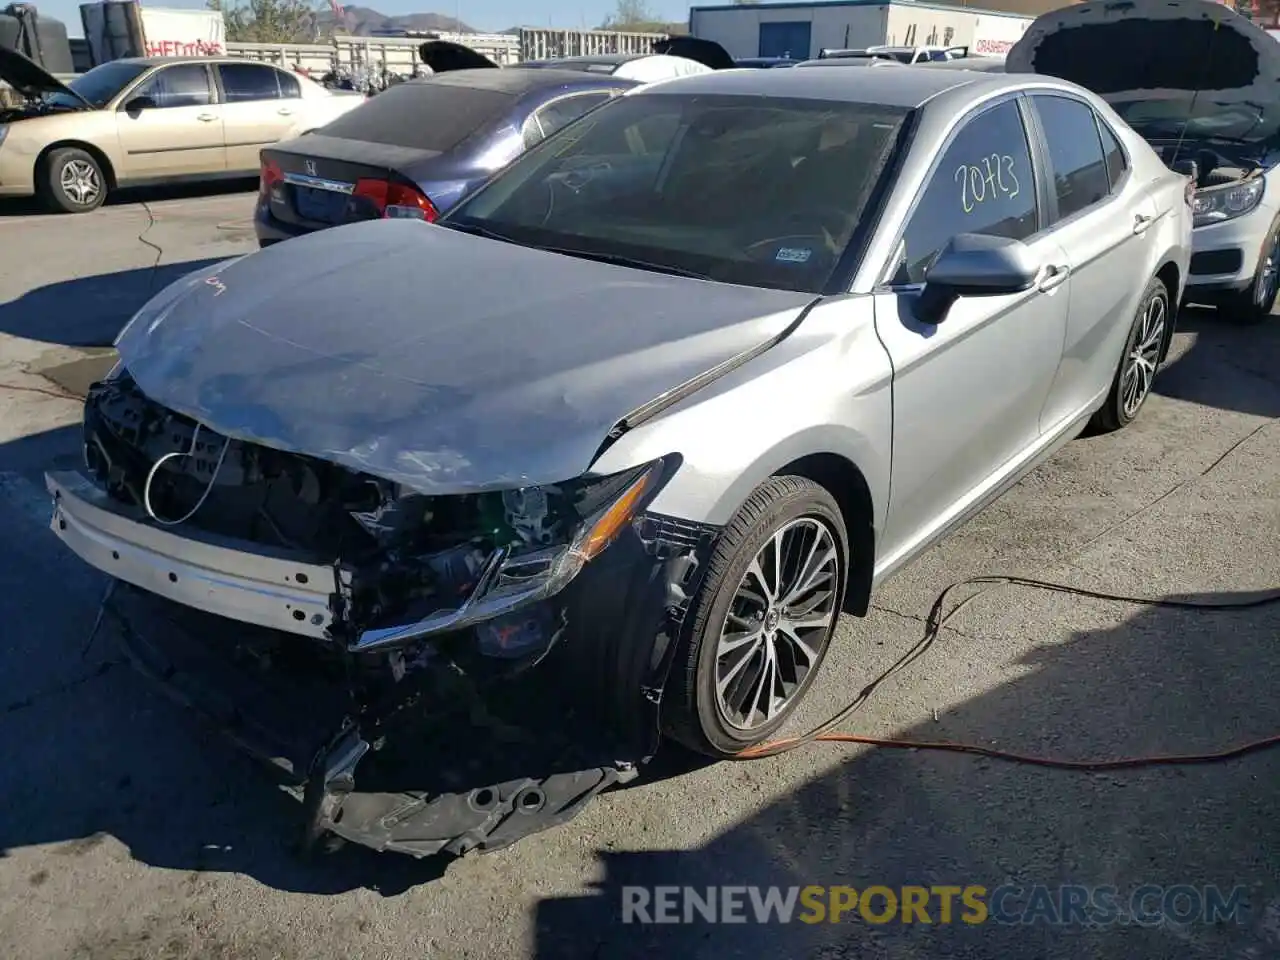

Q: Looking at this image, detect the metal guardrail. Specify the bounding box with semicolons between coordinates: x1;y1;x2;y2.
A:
2;26;672;93
223;28;669;75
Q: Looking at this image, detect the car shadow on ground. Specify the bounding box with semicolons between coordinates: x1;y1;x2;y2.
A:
1153;305;1280;419
531;589;1280;959
0;178;258;219
0;259;228;348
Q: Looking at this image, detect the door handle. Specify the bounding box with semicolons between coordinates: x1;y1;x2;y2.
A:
196;113;217;122
277;108;294;116
1133;213;1154;235
1038;264;1069;292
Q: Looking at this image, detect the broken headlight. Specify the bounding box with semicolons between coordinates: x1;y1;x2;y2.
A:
350;457;675;652
1192;177;1264;228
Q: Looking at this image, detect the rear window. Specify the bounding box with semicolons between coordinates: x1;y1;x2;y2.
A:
317;81;514;152
444;93;908;293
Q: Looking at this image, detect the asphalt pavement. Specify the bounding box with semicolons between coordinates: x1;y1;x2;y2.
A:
0;186;1278;960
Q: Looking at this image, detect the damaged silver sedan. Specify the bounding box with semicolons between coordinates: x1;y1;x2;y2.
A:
48;64;1191;857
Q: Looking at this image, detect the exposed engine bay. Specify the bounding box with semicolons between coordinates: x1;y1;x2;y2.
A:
72;371;718;858
0;97;83;123
83;370;641;664
1158;141;1266;190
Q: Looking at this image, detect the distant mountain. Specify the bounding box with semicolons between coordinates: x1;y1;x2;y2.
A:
316;5;474;36
313;8;685;38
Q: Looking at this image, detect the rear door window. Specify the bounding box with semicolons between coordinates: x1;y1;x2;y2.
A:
1097;118;1127;192
1033;94;1111;220
217;63;286;102
131;64;212;109
891;99;1038;285
277;69;302;99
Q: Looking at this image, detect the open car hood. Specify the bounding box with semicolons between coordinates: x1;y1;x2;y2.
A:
0;46;89;103
1005;0;1280;106
651;36;735;71
415;36;736;76
113;219;815;495
418;39;500;73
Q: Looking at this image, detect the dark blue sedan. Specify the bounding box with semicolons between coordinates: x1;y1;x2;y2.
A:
255;67;639;246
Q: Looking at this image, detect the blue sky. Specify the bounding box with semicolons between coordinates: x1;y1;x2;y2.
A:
43;0;695;36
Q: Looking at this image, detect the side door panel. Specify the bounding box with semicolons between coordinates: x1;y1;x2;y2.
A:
216;63;297;172
114;64;224;180
872;97;1070;567
1029;94;1158;432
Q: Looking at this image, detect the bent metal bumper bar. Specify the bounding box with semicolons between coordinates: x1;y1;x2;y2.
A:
47;469;338;640
47;467;645;653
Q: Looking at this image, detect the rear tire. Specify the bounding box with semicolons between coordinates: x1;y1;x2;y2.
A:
39;147;107;213
1089;276;1168;434
662;476;848;758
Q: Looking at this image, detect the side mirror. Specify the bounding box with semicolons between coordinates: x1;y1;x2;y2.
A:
915;233;1041;325
122;96;157;114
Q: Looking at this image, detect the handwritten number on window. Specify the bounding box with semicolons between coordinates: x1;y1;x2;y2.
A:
955;154;1020;214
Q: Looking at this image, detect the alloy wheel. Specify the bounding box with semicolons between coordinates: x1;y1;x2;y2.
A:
713;516;840;732
60;160;102;208
1255;232;1280;309
1120;292;1166;419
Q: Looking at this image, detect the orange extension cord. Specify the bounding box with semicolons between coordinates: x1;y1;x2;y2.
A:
734;575;1280;768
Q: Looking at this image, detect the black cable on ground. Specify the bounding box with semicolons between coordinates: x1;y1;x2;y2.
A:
736;575;1280;765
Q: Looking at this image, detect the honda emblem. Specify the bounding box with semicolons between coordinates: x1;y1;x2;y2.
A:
304;159;317;176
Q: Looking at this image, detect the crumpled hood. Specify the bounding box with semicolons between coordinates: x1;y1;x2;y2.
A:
1005;0;1280;106
0;46;89;103
114;218;815;494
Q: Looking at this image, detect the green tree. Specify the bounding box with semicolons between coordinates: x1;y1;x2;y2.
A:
206;0;322;43
599;0;674;32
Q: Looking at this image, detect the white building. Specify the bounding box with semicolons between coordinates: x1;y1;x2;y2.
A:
687;0;1035;61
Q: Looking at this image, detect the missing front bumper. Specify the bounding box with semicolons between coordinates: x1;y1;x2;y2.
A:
50;465;718;858
108;584;644;858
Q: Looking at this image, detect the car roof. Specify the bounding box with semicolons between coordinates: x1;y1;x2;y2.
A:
549;54;641;66
639;62;1015;108
795;57;905;68
116;56;288;67
421;66;634;93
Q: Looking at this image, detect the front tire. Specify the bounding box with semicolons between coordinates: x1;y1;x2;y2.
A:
40;147;107;213
1089;275;1168;434
663;476;848;758
1213;218;1280;325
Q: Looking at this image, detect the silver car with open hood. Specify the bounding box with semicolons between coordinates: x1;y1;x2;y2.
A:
47;65;1190;858
1007;0;1280;323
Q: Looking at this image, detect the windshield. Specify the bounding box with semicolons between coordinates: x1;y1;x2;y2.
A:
49;61;149;108
1111;98;1280;146
441;92;908;293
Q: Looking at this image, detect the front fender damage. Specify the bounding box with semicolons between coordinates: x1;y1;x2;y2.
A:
105;513;717;858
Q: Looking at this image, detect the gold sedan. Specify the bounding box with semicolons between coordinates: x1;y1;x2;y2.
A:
0;50;366;212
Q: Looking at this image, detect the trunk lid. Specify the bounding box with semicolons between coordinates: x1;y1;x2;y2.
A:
115;218;816;495
0;46;91;104
1005;0;1280;108
261;135;440;229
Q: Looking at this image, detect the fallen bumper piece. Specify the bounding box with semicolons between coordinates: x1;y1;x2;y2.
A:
109;584;644;858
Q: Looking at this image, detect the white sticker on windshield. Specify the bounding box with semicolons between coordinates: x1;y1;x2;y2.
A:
775;247;812;263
